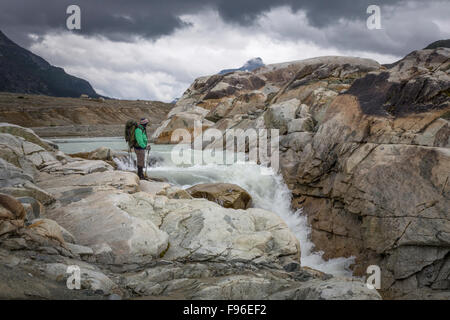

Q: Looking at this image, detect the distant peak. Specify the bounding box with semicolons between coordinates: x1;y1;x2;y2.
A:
218;57;265;75
243;57;263;65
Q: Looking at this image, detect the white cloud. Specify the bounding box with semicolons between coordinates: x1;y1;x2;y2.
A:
28;3;449;102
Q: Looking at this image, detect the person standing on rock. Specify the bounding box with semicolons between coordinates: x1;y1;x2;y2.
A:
134;118;151;180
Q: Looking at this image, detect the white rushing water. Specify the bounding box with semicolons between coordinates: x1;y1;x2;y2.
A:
114;144;355;277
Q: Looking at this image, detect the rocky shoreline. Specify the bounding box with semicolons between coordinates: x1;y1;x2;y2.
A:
0;123;380;300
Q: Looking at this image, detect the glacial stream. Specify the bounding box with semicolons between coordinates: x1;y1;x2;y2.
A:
54;138;355;277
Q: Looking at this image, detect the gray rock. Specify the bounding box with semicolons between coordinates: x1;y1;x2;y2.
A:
130;194;300;263
122;262;380;300
45;191;169;264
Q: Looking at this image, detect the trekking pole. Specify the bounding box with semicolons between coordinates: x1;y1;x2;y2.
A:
144;147;150;179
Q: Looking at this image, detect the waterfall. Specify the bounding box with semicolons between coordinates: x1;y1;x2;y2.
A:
115;144;355;277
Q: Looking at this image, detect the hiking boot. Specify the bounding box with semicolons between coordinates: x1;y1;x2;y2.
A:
137;166;149;180
137;166;145;179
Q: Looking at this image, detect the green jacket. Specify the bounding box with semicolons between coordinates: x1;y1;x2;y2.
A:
134;125;148;149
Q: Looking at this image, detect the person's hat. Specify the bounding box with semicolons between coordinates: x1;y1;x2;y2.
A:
140;118;149;125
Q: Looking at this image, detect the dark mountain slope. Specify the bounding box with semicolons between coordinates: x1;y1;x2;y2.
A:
424;39;450;49
0;30;99;98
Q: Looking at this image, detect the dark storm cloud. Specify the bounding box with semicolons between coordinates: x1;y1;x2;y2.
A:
216;0;403;27
0;0;408;46
0;0;193;46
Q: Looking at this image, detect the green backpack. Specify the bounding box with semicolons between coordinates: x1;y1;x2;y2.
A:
124;120;138;149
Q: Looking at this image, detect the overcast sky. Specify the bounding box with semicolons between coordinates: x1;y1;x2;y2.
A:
1;0;449;101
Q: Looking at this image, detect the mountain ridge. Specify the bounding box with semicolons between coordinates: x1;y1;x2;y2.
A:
0;30;100;98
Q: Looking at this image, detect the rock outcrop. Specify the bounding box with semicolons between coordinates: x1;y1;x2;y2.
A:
152;47;450;299
123;261;380;300
187;183;252;209
152;56;379;144
0;123;379;299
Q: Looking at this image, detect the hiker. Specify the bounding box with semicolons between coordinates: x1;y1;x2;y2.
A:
134;118;151;180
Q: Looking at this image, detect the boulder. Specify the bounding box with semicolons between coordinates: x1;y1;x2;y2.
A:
44;191;170;264
124;194;300;263
187;183;252;209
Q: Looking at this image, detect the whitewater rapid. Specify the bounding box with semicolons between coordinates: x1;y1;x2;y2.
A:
115;145;355;277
